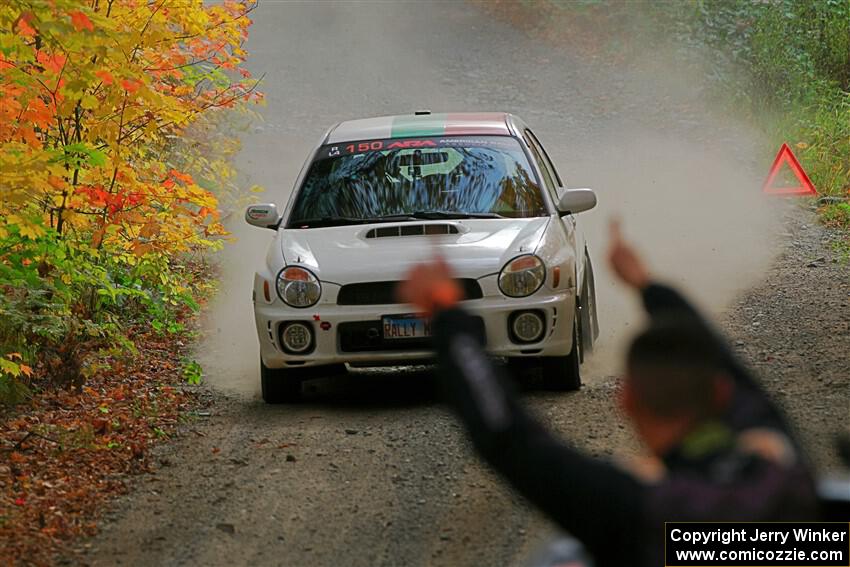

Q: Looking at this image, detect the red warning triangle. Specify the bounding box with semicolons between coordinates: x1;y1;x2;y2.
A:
762;143;817;196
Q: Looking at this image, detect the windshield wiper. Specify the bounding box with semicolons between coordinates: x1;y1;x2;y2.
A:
292;211;505;228
407;211;505;220
363;211;507;222
290;216;374;228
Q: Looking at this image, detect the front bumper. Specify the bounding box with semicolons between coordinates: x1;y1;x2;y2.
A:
255;287;576;369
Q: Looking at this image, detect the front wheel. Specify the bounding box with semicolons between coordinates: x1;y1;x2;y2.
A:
260;359;302;403
541;316;582;391
580;252;599;355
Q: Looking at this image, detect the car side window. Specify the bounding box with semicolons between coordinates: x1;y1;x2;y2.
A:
525;129;563;188
524;130;558;204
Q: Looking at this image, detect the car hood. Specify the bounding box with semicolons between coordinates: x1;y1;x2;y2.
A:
279;217;551;283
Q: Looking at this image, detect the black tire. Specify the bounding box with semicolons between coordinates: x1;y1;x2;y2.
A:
579;284;591;360
580;252;599;357
541;315;582;391
260;359;302;403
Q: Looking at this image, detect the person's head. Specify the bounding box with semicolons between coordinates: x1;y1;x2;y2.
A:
619;318;734;456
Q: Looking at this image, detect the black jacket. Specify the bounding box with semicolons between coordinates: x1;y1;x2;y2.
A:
433;283;817;566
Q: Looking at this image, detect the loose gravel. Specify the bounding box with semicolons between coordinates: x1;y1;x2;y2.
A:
63;2;848;566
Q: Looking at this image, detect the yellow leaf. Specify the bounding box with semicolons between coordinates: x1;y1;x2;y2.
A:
62;211;80;228
250;185;265;193
795;142;809;149
19;223;46;240
81;94;98;110
0;359;20;377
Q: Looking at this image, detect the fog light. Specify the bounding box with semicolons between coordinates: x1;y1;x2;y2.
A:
281;322;313;354
510;311;545;344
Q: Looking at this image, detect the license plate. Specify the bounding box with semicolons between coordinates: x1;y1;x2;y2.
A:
382;315;432;340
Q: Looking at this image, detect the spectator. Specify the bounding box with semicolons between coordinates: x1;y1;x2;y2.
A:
397;220;818;567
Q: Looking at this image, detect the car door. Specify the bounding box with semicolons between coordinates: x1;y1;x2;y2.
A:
523;129;586;291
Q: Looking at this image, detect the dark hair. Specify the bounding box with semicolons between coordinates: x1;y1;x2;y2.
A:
626;318;727;419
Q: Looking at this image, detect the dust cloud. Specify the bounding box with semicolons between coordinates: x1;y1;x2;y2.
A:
195;2;782;395
577;131;781;380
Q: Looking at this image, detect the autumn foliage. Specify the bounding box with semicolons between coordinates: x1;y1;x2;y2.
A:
0;0;261;396
0;1;260;561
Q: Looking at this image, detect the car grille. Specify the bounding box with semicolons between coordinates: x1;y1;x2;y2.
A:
337;279;483;306
338;316;485;353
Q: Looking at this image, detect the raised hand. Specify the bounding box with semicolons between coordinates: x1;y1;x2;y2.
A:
397;256;463;316
607;219;650;290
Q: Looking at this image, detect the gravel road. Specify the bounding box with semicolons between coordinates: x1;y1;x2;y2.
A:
65;2;848;566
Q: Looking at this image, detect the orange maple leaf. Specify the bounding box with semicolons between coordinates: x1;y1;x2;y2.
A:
121;78;141;93
169;169;194;184
22;98;53;129
95;70;114;85
69;11;94;32
35;51;66;75
16;14;37;37
18;126;41;147
48;175;65;189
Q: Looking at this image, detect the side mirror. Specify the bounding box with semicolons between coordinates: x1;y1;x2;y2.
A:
557;188;597;215
245;203;281;229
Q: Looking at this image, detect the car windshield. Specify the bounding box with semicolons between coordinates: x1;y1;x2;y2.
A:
287;135;546;228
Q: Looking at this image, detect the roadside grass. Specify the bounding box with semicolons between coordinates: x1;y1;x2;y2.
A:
821;202;850;260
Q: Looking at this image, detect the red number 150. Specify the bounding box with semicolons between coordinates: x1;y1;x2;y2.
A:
346;141;383;153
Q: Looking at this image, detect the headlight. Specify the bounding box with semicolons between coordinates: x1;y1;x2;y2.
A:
498;255;546;297
276;266;321;308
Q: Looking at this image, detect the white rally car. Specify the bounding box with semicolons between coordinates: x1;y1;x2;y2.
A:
246;112;599;402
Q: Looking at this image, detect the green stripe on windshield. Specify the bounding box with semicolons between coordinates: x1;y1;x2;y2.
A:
391;114;447;138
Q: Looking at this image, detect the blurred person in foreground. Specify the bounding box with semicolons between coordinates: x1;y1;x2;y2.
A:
397;220;817;567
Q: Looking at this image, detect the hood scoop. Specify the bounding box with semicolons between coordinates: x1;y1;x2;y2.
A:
365;223;459;239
